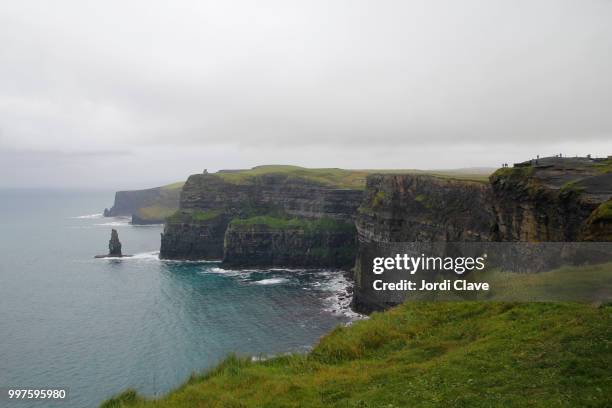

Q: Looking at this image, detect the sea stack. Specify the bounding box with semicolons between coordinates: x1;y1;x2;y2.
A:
95;229;130;258
109;229;122;256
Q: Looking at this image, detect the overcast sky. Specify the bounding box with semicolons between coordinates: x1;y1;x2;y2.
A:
1;0;611;189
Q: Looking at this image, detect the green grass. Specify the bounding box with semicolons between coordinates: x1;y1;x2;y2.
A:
593;158;612;174
192;209;224;221
100;301;611;408
215;165;490;189
131;182;184;221
135;205;178;221
590;200;612;223
216;165;370;189
161;181;185;190
490;165;535;180
229;215;355;233
166;209;224;223
560;180;586;196
469;262;612;303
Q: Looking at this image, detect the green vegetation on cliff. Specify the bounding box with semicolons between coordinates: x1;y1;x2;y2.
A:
135;205;178;221
216;165;371;189
215;165;490;189
593;158;612;174
229;215;354;233
166;209;224;224
127;181;185;222
161;181;185;191
590;200;612;223
101;301;611;408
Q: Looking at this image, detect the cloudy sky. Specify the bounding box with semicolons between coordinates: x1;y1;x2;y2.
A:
1;0;611;189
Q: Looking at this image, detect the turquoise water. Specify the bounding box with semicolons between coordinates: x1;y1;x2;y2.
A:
0;190;357;407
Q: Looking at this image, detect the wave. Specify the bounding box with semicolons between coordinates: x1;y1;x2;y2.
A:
131;251;160;260
94;219;131;227
253;277;290;285
72;213;103;219
206;266;364;319
92;251;160;262
207;266;252;278
318;272;366;320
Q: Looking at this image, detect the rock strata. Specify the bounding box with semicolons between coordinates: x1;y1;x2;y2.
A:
160;171;363;263
353;156;612;312
223;220;356;268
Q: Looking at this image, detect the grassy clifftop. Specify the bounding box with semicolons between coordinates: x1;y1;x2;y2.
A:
229;215;355;232
215;165;491;189
101;301;611;408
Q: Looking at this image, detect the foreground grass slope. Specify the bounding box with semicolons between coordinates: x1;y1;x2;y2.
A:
102;302;611;407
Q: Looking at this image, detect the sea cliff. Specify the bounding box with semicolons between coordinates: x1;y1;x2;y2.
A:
223;217;356;268
160;166;364;264
353;156;612;312
103;182;183;224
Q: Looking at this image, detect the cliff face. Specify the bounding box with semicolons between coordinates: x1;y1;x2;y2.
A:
160;171;363;263
356;174;494;244
179;173;362;220
223;222;356;268
104;187;163;217
353;157;612;313
160;211;229;260
489;158;612;241
104;183;182;224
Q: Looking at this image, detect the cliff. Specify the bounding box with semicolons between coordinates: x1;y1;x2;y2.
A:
489;157;612;241
104;182;183;224
160;166;364;264
223;217;356;267
356;174;494;243
353;156;612;312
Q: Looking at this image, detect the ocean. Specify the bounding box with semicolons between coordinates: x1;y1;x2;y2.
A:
0;189;359;407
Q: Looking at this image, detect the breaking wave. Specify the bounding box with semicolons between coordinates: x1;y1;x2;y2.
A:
253;277;290;285
72;213;103;219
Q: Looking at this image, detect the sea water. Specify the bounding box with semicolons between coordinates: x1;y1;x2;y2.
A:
0;189;359;407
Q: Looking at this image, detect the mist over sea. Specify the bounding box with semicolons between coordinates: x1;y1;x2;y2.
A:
0;189;357;408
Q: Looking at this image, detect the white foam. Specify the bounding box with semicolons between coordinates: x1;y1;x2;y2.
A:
91;251;160;262
94;218;131;227
253;278;289;285
72;213;103;219
319;272;366;320
269;267;309;273
131;251;160;260
207;266;251;278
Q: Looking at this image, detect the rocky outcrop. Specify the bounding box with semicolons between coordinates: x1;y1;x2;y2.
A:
223;220;356;268
95;229;130;258
109;229;122;256
160;171;363;262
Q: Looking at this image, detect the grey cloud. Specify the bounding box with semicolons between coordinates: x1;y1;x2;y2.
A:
0;0;611;188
